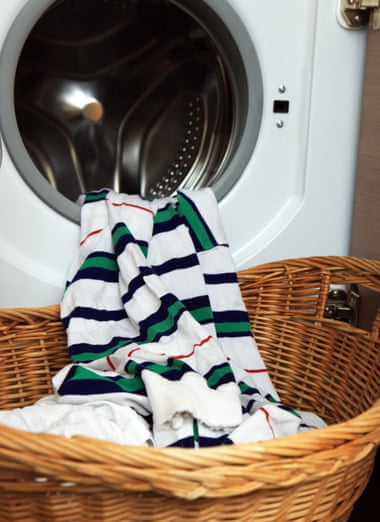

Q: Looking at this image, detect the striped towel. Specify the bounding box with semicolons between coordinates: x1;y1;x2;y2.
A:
54;188;324;447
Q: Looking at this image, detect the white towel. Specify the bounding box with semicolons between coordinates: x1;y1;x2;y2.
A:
0;396;153;445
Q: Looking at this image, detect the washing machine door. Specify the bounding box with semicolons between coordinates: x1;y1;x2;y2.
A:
1;0;262;221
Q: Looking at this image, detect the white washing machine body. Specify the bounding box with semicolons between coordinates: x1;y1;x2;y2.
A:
0;0;367;307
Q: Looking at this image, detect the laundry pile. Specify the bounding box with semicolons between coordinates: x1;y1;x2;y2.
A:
0;188;325;447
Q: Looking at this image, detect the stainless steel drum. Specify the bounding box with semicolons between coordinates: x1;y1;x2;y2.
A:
14;0;255;207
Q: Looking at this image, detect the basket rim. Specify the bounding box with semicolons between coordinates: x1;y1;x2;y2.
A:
0;397;378;499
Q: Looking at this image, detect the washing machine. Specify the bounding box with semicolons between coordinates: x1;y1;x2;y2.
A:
0;0;367;307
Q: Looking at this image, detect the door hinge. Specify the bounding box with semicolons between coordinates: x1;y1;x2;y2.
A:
325;284;360;326
338;0;380;30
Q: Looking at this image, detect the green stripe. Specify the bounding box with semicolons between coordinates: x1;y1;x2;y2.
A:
193;419;199;445
265;395;301;418
176;193;215;250
144;300;185;342
127;358;188;378
189;306;214;324
85;191;108;203
144;358;188;374
80;255;118;272
70;366;106;381
140;243;148;258
206;364;234;388
239;382;251;394
116;376;145;394
154;205;177;224
112;224;148;257
215;321;252;335
112;223;131;248
72;339;130;363
70;365;145;394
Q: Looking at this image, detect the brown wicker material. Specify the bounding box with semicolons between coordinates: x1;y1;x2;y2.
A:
0;256;379;521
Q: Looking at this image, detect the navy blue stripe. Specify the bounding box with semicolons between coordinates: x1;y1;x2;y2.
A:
169;434;233;448
204;363;236;388
242;399;258;415
216;330;252;338
176;191;219;251
71;267;119;284
121;266;154;305
62;306;127;329
138;293;186;343
58;375;146;397
278;404;301;418
152;254;199;276
139;365;192;382
239;383;261;396
115;235;148;257
204;272;238;285
213;310;250;323
69;337;133;362
181;295;213;320
153;205;181;234
86;251;116;262
181;295;211;309
59;377;125;396
153;220;180;235
112;223;148;258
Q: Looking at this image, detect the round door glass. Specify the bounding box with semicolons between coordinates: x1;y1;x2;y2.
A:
0;0;262;220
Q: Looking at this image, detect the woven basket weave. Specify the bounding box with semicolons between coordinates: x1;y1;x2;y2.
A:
0;256;379;522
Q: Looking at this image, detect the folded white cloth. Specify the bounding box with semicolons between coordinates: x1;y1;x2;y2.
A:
143;370;242;430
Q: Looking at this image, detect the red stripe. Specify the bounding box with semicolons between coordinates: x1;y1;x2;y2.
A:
244;368;268;374
80;228;103;246
171;335;213;360
111;201;153;214
106;356;116;371
127;336;212;361
194;335;213;348
128;347;141;357
259;407;275;438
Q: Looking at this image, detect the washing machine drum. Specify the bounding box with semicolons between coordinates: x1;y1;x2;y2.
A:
2;0;262;220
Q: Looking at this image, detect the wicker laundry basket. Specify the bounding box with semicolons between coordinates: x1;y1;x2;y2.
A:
0;256;379;522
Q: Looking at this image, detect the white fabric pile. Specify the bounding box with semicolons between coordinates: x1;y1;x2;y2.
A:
0;189;325;446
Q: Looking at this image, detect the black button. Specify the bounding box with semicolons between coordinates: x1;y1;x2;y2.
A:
273;100;289;113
